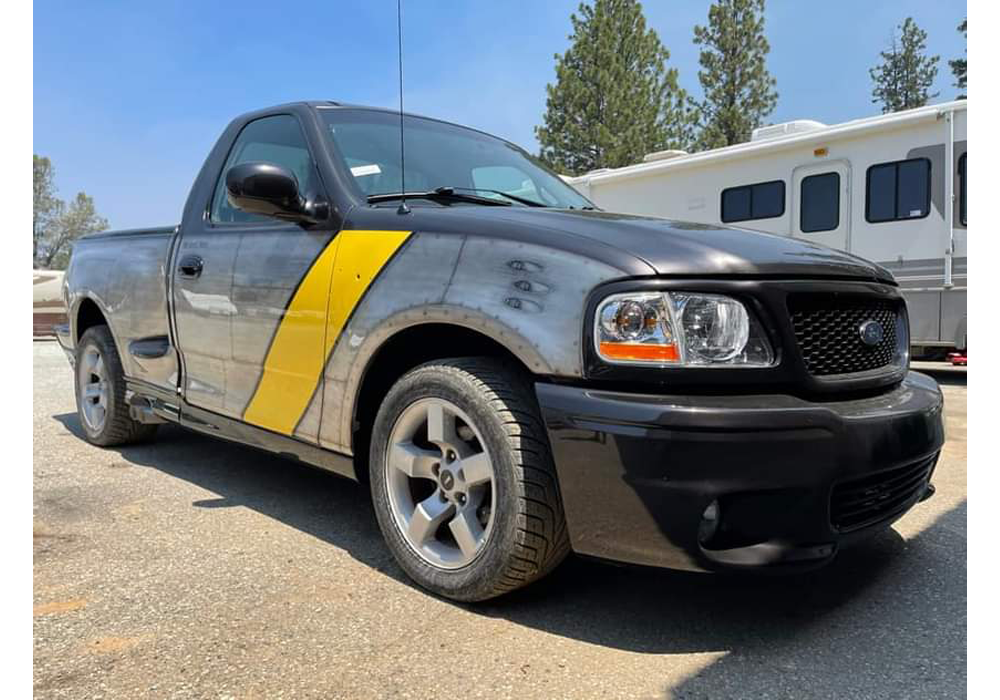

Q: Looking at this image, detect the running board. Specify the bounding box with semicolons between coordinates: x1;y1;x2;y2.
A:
123;378;355;480
128;394;174;424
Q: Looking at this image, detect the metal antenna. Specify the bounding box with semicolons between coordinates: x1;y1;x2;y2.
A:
396;0;409;215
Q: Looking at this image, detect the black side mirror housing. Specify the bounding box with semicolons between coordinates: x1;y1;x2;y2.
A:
225;162;327;224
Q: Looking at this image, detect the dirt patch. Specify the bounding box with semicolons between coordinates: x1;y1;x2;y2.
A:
33;598;87;616
83;635;151;654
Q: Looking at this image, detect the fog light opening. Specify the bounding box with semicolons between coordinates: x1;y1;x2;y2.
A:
698;499;721;545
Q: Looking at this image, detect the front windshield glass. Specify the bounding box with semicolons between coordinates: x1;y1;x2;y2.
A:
319;108;593;209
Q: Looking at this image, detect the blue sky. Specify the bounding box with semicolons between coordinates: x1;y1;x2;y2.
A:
34;0;966;230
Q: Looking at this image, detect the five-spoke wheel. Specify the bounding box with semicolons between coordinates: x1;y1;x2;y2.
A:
77;346;109;433
386;398;495;569
370;358;570;601
74;325;158;446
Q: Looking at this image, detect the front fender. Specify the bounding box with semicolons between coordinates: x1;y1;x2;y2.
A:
312;231;630;452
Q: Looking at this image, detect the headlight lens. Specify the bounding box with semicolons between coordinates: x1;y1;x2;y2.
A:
595;291;774;367
597;293;678;362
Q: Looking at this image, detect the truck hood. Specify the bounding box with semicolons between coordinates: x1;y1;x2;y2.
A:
489;208;895;283
350;205;895;283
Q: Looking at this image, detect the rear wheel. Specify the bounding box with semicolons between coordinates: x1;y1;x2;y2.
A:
369;358;570;601
75;325;158;446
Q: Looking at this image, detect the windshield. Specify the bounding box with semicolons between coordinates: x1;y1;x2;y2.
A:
319;108;593;209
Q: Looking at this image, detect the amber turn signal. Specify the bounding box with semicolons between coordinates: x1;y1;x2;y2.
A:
598;342;680;362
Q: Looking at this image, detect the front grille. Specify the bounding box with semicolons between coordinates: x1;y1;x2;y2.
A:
788;295;901;376
830;454;936;532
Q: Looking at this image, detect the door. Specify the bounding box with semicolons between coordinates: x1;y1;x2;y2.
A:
791;160;851;252
173;114;338;442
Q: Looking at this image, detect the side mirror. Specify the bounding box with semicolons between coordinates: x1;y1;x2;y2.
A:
225;162;326;224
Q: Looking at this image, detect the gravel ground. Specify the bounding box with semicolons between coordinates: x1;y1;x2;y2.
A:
33;342;967;699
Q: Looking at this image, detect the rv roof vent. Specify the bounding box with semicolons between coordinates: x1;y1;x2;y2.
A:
751;120;826;142
643;149;688;163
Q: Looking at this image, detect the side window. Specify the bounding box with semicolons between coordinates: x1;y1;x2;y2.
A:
959;153;967;226
865;157;930;223
800;172;840;233
721;180;785;223
211;115;316;224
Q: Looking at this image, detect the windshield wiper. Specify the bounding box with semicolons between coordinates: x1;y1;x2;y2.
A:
436;186;547;207
367;188;511;207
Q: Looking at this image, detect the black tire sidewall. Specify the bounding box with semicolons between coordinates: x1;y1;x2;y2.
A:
370;364;523;601
75;327;124;445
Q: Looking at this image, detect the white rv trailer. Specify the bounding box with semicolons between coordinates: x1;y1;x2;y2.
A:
568;101;968;354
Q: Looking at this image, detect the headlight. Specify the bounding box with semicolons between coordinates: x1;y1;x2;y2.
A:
595;291;774;367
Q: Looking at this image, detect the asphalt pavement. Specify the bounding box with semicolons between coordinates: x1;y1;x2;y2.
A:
33;341;967;699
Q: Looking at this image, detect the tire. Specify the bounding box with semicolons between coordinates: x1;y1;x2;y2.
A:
369;358;570;602
75;325;159;447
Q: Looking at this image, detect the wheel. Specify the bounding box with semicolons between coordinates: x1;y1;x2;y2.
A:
75;325;158;446
369;358;570;601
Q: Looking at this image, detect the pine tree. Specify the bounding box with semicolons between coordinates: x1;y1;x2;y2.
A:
536;0;696;175
949;18;967;99
870;17;940;113
692;0;778;150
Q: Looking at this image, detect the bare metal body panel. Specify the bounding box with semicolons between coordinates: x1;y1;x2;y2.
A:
65;229;178;389
312;232;628;453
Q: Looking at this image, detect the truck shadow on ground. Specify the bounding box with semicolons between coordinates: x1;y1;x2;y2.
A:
53;412;966;694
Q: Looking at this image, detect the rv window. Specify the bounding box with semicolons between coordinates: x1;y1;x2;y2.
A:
721;180;785;223
959;153;967;226
721;187;751;222
800;172;840;233
865;157;930;223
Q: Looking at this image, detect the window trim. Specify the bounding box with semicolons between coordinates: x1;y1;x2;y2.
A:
720;180;786;223
799;171;841;234
864;157;932;225
958;152;967;227
206;112;323;229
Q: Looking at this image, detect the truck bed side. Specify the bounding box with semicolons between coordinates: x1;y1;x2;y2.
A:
64;227;179;391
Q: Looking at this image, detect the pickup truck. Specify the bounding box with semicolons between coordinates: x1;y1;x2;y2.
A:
59;101;945;602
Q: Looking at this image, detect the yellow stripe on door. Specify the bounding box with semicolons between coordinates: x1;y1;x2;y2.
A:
243;230;412;435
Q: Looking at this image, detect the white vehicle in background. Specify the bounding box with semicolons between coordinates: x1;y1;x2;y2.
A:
33;269;67;337
569;100;968;357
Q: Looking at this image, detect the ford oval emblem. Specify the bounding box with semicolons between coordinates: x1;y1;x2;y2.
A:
859;320;885;347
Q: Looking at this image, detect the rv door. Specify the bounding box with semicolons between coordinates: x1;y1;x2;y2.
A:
791;160;850;252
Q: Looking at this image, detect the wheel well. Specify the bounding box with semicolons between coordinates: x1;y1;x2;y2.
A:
352;323;534;483
76;298;108;342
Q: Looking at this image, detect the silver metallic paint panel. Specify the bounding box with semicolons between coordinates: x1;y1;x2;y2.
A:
293;385;324;443
65;232;178;389
117;233;178;387
172;231;239;413
315;232;628;454
442;237;616;375
226;229;336;419
66;240;124;346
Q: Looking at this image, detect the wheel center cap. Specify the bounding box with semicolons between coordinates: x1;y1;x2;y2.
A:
439;470;455;490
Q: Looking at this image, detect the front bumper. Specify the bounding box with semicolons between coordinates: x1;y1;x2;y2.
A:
536;371;945;572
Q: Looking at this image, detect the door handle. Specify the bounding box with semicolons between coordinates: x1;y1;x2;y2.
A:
178;255;204;279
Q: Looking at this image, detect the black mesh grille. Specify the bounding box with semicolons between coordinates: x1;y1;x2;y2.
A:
830;454;936;532
788;295;901;376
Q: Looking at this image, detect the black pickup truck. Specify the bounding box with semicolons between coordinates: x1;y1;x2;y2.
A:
59;101;945;601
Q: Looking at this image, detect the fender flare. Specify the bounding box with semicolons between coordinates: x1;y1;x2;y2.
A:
338;304;556;453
